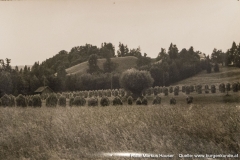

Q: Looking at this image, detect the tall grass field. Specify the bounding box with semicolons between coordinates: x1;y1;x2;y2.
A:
0;102;239;160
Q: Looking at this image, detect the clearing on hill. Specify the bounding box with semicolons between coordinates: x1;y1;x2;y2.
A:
65;56;138;75
174;66;240;86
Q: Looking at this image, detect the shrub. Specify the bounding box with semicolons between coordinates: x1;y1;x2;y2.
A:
9;95;15;107
119;89;125;97
205;85;209;93
69;97;74;106
0;99;2;106
174;86;179;96
159;87;163;93
146;88;152;96
211;85;216;93
114;90;119;97
88;97;98;106
163;87;168;96
112;96;123;106
100;96;110;106
32;95;42;107
46;94;58;107
182;86;186;93
190;85;194;92
98;90;103;97
58;95;66;107
73;96;86;106
232;83;238;92
152;95;161;105
185;86;190;95
136;97;142;105
106;90;111;97
169;86;173;93
186;96;193;104
219;83;225;93
83;91;88;98
88;91;93;98
16;94;27;107
94;90;98;97
127;96;133;105
28;98;33;107
196;85;202;94
170;97;176;105
153;87;159;95
141;97;148;105
120;68;154;99
0;94;11;107
226;83;231;91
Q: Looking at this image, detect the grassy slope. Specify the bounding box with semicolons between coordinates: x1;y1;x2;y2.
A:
66;56;138;75
174;66;240;86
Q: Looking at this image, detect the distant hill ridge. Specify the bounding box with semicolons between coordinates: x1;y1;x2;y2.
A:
66;56;138;75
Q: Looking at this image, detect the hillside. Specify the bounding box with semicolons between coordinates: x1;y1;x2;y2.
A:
66;56;138;75
174;66;240;86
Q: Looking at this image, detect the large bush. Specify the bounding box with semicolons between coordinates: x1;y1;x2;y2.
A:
73;96;86;106
69;97;74;106
100;96;110;106
46;94;58;107
120;68;153;99
141;97;148;105
127;96;133;105
174;86;179;96
112;96;123;106
211;85;216;93
16;94;27;107
88;97;98;107
9;95;15;107
32;95;42;107
152;95;161;105
170;97;176;105
136;97;142;105
219;83;225;93
58;95;66;107
0;94;11;107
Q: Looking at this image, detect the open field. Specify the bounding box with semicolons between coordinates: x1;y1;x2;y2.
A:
1;66;240;160
174;66;240;86
1;100;240;160
65;56;138;75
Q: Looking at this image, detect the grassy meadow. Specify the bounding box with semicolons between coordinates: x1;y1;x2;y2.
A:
0;100;240;160
174;66;240;86
65;56;138;75
1;66;240;160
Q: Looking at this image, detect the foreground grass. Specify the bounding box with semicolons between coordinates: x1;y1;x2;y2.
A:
0;104;240;160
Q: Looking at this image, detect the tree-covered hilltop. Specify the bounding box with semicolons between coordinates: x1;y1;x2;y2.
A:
0;41;240;96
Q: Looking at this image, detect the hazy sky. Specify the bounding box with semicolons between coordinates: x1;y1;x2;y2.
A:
0;0;240;66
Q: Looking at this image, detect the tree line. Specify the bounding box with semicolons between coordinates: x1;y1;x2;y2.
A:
0;41;239;97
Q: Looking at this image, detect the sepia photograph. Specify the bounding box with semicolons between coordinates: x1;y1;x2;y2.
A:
0;0;240;159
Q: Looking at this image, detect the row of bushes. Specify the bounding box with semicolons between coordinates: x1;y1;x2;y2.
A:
37;82;240;101
1;93;193;107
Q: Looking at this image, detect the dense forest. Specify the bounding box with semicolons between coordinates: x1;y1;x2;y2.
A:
0;41;240;97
